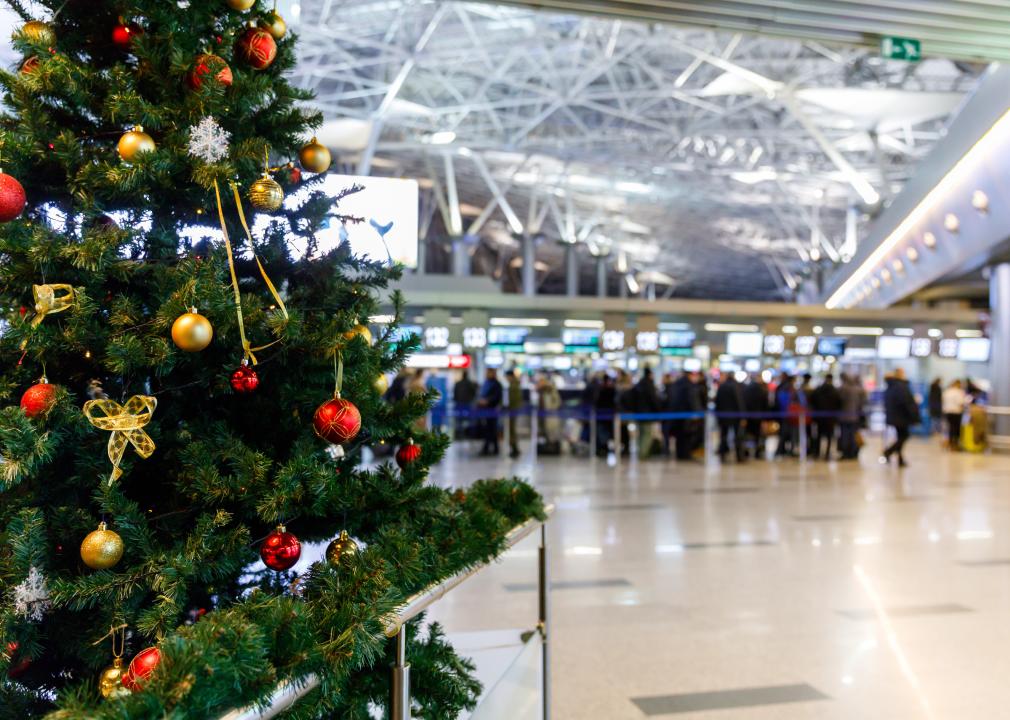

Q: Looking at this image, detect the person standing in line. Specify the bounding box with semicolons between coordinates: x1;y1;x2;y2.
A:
507;368;523;458
408;369;428;431
743;373;770;460
775;375;798;458
477;368;503;456
594;373;617;456
688;371;708;457
809;374;842;460
715;372;746;462
634;367;661;459
661;372;676;456
667;371;698;460
452;370;478;439
386;369;409;403
942;379;967;451
882;368;919;468
838;373;867;460
538;373;563;453
928;378;944;435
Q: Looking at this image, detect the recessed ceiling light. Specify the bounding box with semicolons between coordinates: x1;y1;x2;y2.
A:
944;213;960;233
923;231;937;248
892;259;904;273
906;247;919;262
881;268;892;283
972;190;989;212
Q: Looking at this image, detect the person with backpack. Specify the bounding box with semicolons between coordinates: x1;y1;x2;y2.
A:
882;368;920;468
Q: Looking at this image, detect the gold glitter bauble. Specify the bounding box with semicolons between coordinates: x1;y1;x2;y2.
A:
249;174;284;212
374;373;389;395
99;658;131;699
171;310;213;352
325;530;358;566
117;126;156;162
226;0;255;10
298;137;331;174
261;11;286;39
19;21;55;46
343;324;372;345
81;522;124;570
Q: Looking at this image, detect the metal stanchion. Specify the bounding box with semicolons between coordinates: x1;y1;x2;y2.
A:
589;407;597;461
531;406;539;463
538;522;551;720
798;410;808;463
503;407;511;455
613;412;621;467
391;626;410;720
703;410;715;466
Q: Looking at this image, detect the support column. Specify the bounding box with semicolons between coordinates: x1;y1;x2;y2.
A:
596;255;607;297
451;237;470;276
564;243;578;297
416;236;427;275
990;263;1010;436
522;234;536;297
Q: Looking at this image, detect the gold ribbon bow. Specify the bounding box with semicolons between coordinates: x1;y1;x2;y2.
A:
21;284;76;349
83;395;157;486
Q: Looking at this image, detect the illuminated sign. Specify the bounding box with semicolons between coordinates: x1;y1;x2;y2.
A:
602;330;625;351
390;325;422;343
659;330;694;348
636;331;659;352
938;338;958;358
764;335;785;355
424;326;450;349
462;326;487;349
562;329;600;352
911;338;932;358
794;336;817;356
488;326;528;352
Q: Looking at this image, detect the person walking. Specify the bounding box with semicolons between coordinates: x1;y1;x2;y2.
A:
743;373;769;460
838;373;867;460
452;370;478;439
928;378;943;435
507;369;523;458
809;374;842;460
477;368;503;456
882;368;919;467
942;379;967;451
715;373;746;462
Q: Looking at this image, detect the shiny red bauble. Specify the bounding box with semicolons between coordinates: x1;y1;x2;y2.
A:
6;641;31;677
260;526;301;571
235;28;277;70
286;165;301;184
396;440;422;469
230;364;259;393
20;381;57;418
313;396;361;445
0;173;26;222
111;22;142;49
187;53;233;89
121;646;160;691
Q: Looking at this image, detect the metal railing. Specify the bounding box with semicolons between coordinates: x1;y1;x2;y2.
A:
218;506;554;720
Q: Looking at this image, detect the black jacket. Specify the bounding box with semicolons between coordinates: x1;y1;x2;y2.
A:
884;378;919;429
714;378;745;414
743;381;769;414
666;376;701;413
809;382;842;417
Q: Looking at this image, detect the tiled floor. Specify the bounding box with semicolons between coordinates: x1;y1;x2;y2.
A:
426;436;1010;719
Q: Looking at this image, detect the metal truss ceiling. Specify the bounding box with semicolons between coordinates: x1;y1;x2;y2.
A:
286;0;979;300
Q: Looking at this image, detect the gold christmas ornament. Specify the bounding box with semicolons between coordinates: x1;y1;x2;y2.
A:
99;658;130;699
325;530;359;566
298;137;331;174
80;522;124;570
343;324;372;345
261;11;286;39
117;126;156;162
374;373;389;395
19;20;55;46
226;0;255;10
248;174;284;212
172;308;213;352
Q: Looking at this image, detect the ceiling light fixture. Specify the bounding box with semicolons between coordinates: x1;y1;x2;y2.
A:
893;328;914;336
956;329;984;338
833;326;885;336
704;323;760;332
781;325;798;334
426;130;457;145
944;213;960;233
972;190;989;212
489;317;550;327
825;106;1010;309
928;328;943;338
564;319;604;329
923;231;937;249
906;247;919;262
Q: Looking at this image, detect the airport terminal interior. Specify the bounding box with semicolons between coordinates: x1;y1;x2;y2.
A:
4;1;1010;719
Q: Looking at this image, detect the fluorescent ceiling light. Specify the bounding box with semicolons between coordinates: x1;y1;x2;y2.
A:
369;314;395;324
490;317;550;327
659;322;692;330
812;325;823;335
564;319;604;329
832;326;884;336
893;328;914;336
826;106;1010;309
616;181;651;194
730;169;778;185
782;325;798;334
704;323;759;332
956;329;984;338
625;274;641;294
427;130;456;145
928;328;943;338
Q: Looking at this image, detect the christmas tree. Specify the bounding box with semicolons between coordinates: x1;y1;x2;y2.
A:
0;2;544;718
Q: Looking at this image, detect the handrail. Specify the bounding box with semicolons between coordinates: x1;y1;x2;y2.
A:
216;505;554;720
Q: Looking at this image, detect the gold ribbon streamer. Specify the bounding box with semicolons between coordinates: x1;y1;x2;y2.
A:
210;179;289;365
83;395;157;486
21;284;76;349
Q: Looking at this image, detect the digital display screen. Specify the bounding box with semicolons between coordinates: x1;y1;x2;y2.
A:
816;337;847;356
562;329;600;347
726;332;763;357
794;336;817;356
957;337;991;362
877;335;911;359
659;330;695;348
911;338;932;358
764;335;785;355
938;338;959;358
488;327;529;345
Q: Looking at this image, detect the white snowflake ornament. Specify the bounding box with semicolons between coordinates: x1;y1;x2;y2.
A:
187;116;231;164
13;566;51;623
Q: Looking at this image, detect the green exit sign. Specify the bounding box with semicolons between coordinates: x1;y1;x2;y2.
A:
881;36;922;61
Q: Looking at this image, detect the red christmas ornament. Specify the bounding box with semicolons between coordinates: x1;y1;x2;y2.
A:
19;56;39;74
230;363;259;393
6;641;30;677
260;525;301;571
21;379;57;418
121;646;161;691
0;173;26;222
286;164;301;185
396;439;422;469
235;27;277;70
111;21;143;49
187;53;233;89
313;395;361;445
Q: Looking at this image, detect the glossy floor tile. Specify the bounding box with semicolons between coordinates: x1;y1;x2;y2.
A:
426;437;1010;719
